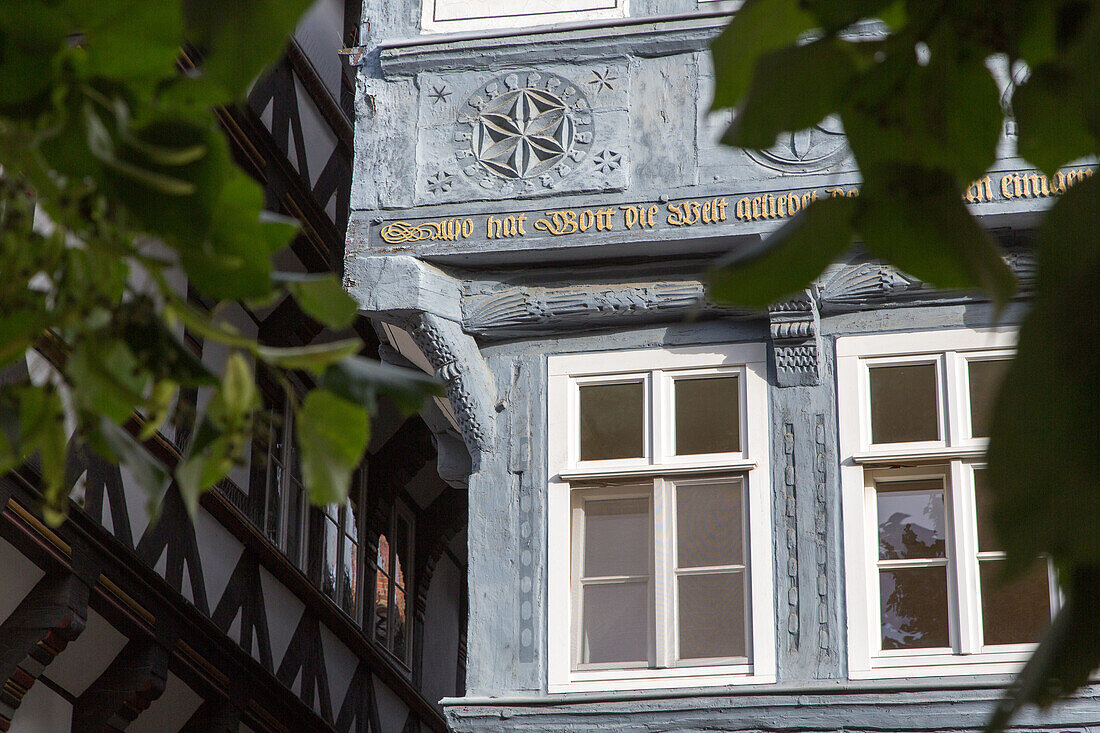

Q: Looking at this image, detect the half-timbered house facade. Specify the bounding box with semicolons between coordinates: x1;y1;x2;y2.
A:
0;2;467;731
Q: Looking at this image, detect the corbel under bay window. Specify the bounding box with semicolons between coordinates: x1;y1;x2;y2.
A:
547;344;775;692
838;328;1057;678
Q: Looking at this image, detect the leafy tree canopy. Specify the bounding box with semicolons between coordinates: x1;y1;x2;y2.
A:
0;1;439;524
708;1;1098;728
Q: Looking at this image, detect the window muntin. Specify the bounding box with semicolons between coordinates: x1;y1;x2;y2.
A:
548;344;774;692
839;329;1056;677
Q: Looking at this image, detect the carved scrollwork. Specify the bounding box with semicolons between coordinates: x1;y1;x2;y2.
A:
463;282;713;338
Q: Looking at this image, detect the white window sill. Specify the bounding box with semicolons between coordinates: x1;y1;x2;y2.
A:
549;667;775;693
851;649;1034;679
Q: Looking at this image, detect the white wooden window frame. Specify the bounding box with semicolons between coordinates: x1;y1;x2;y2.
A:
421;0;627;34
548;343;775;692
838;327;1058;678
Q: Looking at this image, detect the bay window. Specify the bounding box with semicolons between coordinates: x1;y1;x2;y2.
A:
838;328;1056;678
548;344;774;692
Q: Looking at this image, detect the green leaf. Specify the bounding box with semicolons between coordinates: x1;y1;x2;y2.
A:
723;39;857;151
800;0;901;32
986;174;1100;571
175;352;257;514
855;164;1017;303
709;196;857;307
71;0;184;86
0;309;47;368
709;0;817;111
118;301;218;388
97;418;170;500
182;0;315;100
1014;66;1097;177
0;1;67;112
67;339;151;423
16;385;69;525
843;54;1002;187
295;389;369;506
278;273;359;330
256;339;363;374
321;355;443;416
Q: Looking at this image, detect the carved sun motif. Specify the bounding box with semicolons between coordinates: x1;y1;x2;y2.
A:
455;72;595;191
472;88;574;178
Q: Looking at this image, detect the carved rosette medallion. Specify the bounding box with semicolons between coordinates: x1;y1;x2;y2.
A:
745;114;851;173
454;72;594;194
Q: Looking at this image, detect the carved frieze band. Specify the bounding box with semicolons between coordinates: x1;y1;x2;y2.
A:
462;281;745;338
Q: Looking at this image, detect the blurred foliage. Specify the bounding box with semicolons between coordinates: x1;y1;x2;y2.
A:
709;1;1098;728
0;1;440;525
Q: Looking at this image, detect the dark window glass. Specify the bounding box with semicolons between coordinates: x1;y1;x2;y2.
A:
674;376;740;455
968;359;1009;438
980;559;1051;645
579;382;644;460
678;571;746;659
880;566;950;650
580;581;649;664
869;363;939;443
676;481;743;569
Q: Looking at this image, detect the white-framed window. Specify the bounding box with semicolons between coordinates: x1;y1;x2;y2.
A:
838;327;1057;678
547;344;775;692
421;0;627;34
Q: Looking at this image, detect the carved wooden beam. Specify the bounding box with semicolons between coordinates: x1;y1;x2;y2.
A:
72;637;171;733
0;568;94;731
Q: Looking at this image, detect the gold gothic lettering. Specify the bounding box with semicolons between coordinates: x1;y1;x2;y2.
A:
376;167;1095;246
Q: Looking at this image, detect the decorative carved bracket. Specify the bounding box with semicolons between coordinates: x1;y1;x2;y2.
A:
72;637;171;732
409;313;496;460
769;293;821;387
0;569;94;731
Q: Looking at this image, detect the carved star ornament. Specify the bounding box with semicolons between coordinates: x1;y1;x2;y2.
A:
474;87;574;178
454;72;595;192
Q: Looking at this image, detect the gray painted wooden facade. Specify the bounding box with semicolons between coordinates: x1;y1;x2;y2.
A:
345;1;1099;731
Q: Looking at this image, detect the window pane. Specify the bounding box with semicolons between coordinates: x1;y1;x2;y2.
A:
583;497;650;578
981;559;1051;645
869;363;939;443
678;571;746;659
579;382;644;461
877;482;947;560
579;581;649;664
973;468;1001;552
376;533;390;576
341;536;359;615
880;566;950;650
392;586;408;661
321;515;339;598
374;571;391;645
394;514;411;592
968;359;1009;438
676;481;743;569
674;376;740;455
